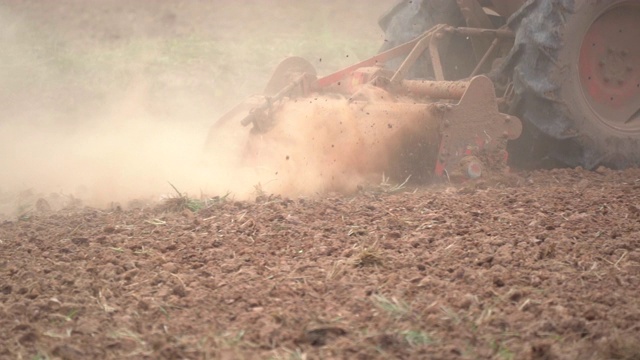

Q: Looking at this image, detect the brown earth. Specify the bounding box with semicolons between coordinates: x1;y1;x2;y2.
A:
2;167;640;359
2;1;640;359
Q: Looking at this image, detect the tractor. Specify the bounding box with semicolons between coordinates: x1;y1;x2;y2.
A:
207;0;640;185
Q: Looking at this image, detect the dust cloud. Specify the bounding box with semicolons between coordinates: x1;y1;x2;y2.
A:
0;83;223;206
215;97;374;197
0;0;396;216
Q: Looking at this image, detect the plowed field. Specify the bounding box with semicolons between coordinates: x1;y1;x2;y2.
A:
2;1;640;359
2;168;640;359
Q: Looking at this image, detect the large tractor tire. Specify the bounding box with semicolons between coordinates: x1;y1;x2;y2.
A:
505;0;640;169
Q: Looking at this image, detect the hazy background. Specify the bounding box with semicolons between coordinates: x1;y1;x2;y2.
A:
0;0;398;215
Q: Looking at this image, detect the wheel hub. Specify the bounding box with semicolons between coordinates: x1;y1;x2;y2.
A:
579;2;640;132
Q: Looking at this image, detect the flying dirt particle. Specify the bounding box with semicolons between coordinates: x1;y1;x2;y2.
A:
338;81;341;86
388;124;393;129
319;58;322;62
286;155;290;160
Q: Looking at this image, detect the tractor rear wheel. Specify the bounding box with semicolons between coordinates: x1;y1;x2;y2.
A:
507;0;640;168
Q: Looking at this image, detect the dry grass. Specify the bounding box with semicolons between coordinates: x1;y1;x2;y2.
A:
371;294;411;320
160;182;229;212
354;240;384;268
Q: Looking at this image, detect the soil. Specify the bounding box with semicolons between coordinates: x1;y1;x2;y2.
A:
2;167;640;359
2;1;640;359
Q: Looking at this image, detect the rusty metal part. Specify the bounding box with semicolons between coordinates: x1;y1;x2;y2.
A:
211;57;319;134
264;56;316;96
446;27;514;38
329;67;395;94
241;72;317;131
578;1;640;131
400;79;468;99
456;0;494;60
434;76;522;178
427;30;446;81
247;57;318;131
316;23;514;91
206;96;264;136
315;31;433;88
387;25;513;84
389;25;445;84
354;75;521;180
336;76;521;180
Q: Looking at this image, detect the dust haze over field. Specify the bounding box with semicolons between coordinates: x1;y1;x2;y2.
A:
0;0;397;215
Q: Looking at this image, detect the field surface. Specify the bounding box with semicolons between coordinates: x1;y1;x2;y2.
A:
2;168;640;359
1;1;640;359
